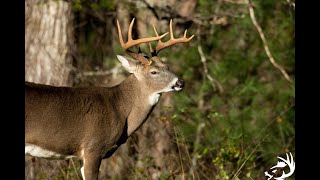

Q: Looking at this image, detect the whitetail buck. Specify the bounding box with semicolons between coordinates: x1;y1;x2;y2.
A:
25;18;194;180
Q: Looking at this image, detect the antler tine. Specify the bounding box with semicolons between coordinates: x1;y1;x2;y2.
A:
153;24;160;37
152;24;165;50
149;43;153;52
149;43;158;57
169;19;174;40
155;19;195;54
116;18;168;51
127;18;135;41
116;19;125;49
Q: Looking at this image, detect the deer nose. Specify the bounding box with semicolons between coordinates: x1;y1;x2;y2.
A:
176;79;184;88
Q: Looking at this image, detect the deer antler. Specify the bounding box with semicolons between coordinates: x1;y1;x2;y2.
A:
116;18;168;65
152;19;194;55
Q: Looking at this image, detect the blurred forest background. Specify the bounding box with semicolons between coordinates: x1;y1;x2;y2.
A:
25;0;295;179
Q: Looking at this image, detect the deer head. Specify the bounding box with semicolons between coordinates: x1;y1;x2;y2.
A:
116;18;194;99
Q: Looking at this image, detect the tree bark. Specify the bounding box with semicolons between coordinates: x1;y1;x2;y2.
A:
25;0;73;86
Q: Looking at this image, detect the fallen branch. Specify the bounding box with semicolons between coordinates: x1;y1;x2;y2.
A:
81;70;113;76
247;0;292;83
197;45;224;93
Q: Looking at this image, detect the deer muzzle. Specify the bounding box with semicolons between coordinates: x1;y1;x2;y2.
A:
172;78;184;91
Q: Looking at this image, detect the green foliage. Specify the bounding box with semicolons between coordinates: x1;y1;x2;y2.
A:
98;0;116;10
197;0;213;16
73;0;82;11
165;0;294;179
72;0;116;11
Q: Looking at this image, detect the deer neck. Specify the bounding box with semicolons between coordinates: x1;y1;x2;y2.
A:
118;74;160;137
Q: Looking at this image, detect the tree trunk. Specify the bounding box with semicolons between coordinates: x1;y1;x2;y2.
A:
25;0;73;86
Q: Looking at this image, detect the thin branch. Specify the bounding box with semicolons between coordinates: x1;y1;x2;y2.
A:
70;159;81;180
188;122;205;178
223;0;247;5
234;102;295;174
174;124;198;180
141;0;160;19
232;135;268;179
231;104;295;179
247;0;292;83
195;0;224;94
211;0;223;35
193;12;245;22
173;126;185;179
57;162;67;179
197;45;224;93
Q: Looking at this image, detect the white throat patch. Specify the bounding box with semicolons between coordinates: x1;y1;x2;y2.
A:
149;93;161;106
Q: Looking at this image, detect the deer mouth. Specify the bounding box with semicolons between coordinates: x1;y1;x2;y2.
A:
173;86;182;91
172;78;184;91
161;78;184;93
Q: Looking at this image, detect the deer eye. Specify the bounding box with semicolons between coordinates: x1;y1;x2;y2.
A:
150;71;158;75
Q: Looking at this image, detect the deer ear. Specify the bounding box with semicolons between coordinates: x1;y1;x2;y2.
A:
116;55;137;73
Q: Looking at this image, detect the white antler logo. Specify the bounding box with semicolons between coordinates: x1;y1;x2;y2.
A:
264;152;295;180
